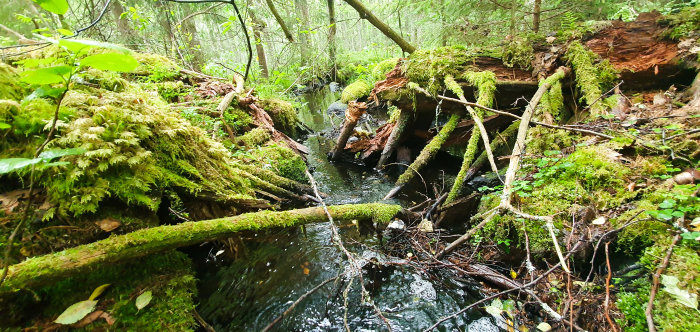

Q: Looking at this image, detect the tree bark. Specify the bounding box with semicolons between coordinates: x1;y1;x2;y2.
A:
0;203;401;293
376;108;412;169
249;9;269;78
264;0;294;42
341;0;416;54
294;0;311;66
533;0;542;33
110;0;140;49
180;5;206;70
327;0;337;80
330;101;368;161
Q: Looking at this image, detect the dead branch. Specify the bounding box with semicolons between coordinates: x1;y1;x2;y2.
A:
262;276;337;332
604;242;618;332
646;233;681;332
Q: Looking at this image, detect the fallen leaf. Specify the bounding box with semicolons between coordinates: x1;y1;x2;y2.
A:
135;290;152;311
303;267;310;275
690;218;700;232
89;284;111;301
592;217;606;225
484;298;503;317
95;217;121;232
510;269;518;279
537;322;552;331
0;189;30;214
55;300;98;325
661;274;698;309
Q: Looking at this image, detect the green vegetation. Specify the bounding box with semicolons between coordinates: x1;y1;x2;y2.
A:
565;41;618;117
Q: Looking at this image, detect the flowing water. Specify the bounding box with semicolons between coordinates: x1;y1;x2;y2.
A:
195;86;498;331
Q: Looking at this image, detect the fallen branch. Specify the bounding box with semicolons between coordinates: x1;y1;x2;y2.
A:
645;233;681;332
0;203;401;293
436;69;570;267
262;276;337;332
330;101;368;161
376;108;412;168
604;242;618;332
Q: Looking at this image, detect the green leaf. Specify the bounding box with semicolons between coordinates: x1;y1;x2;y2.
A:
80;53;138;72
33;0;69;15
56;28;74;36
681;231;700;241
135;290;152;311
88;284;111;301
38;147;85;161
59;39;131;54
54;300;97;325
0;123;10;129
25;86;67;100
484;298;503;317
21;66;72;85
659;199;676;209
0;158;42;174
660;274;698;309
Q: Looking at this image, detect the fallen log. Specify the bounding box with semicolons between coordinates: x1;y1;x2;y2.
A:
329;101;368;161
384;113;461;199
0;203;402;293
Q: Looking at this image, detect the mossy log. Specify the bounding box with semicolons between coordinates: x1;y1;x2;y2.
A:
0;203;402;293
385;113;461;199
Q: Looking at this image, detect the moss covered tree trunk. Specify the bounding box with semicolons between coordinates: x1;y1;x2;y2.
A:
1;203;401;293
341;0;416;54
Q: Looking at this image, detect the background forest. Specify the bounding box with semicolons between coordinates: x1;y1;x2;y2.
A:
2;0;697;94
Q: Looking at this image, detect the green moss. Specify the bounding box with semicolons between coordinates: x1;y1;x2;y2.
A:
538;69;567;120
446;71;497;204
371;58;399;81
80;68;128;92
341;79;373;103
659;4;700;40
502;39;535;70
526;126;579;156
404;46;479;95
132;53;181;82
4;251;197;330
0;62;25;101
238;127;271;147
248;144;307;183
565;41;618;117
257;98;297;135
154;81;191;103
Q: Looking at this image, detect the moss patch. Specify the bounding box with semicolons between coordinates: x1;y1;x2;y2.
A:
0;62;25;101
2;251;197;331
341;79;373;103
257;98;297;136
565;41;618;117
247;144;307;183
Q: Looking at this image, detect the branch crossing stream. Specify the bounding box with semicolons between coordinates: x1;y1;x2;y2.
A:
194;85;498;331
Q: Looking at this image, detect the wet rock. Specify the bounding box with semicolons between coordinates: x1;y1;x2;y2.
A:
329;82;341;93
327;101;348;115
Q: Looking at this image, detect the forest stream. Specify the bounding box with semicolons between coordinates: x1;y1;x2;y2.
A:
194;86;494;331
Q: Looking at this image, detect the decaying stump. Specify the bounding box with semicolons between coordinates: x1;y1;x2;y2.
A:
329;101;368;161
376;108;413;168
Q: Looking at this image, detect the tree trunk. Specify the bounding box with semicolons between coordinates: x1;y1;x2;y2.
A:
294;0;311;66
249;10;269;78
265;0;294;42
180;5;206;70
341;0;416;54
533;0;542;33
327;0;337;80
110;0;139;49
0;203;401;293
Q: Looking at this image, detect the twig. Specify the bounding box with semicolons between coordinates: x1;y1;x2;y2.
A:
580;81;623;113
261;277;337;332
429;93;614;140
661;128;700;142
193;308;216;332
305;170;392;331
604;242;618;332
645;234;681;332
425;242;582;331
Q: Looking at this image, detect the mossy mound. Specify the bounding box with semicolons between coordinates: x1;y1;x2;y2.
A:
1;251;197;331
0;62;24;101
257;98;297;136
131;53;181;82
341;79;373;103
247;144;308;184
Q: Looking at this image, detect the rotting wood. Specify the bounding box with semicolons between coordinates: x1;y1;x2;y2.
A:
376;108;412;168
329;101;368;161
0;203;402;293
